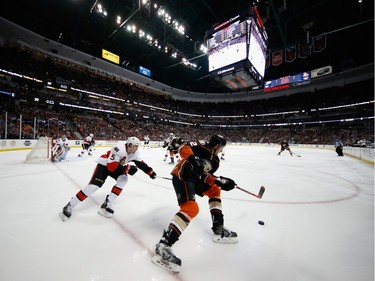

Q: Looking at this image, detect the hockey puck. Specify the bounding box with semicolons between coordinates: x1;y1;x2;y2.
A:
258;220;264;225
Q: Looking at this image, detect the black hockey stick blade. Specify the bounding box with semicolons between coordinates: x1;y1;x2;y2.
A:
235;185;265;199
258;186;265;198
292;152;301;157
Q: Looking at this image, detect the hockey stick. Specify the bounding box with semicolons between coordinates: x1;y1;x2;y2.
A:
157;176;172;180
292;152;301;157
235;185;265;199
157;175;265;199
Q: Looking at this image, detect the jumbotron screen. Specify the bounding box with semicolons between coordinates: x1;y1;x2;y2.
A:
207;19;248;72
207;15;267;78
206;10;268;90
248;18;267;78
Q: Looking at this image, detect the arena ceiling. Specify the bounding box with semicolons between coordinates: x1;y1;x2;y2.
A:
0;0;373;93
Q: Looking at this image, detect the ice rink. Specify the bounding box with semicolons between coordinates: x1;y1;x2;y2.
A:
0;144;373;281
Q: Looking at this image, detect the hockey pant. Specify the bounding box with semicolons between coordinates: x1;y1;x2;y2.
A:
162;177;223;246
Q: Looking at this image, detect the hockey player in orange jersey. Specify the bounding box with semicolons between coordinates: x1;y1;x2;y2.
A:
152;135;237;273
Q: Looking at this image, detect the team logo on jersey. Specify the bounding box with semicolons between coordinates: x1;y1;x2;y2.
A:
202;159;212;173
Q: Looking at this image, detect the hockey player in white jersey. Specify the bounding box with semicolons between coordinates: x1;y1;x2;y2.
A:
163;133;174;161
78;133;95;157
59;137;157;221
144;134;150;149
163;133;180;163
52;135;70;162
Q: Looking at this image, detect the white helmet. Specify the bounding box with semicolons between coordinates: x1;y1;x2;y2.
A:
89;133;94;138
126;136;140;147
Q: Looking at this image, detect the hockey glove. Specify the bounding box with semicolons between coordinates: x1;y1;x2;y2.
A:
188;154;205;176
215;176;236;191
124;164;138;176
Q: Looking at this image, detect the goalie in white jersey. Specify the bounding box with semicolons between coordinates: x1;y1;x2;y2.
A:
59;136;157;221
52;135;70;162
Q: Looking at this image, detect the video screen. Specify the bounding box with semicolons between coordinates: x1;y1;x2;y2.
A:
207;20;248;72
248;18;267;78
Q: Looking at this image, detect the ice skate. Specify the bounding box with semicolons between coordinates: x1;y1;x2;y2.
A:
98;195;114;218
212;225;238;244
151;242;181;273
59;203;72;221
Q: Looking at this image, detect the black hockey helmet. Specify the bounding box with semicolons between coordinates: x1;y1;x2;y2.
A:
209;134;226;148
171;137;185;150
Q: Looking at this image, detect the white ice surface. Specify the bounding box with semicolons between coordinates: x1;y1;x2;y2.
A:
0;145;373;281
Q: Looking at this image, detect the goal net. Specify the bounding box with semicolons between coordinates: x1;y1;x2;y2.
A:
25;137;51;163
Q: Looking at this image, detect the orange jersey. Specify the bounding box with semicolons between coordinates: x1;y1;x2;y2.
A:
171;140;220;182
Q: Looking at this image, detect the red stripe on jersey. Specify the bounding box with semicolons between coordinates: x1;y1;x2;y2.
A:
107;162;119;172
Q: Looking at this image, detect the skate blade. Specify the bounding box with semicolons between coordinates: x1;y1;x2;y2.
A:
212;235;239;244
151;255;180;273
59;212;69;221
97;209;113;218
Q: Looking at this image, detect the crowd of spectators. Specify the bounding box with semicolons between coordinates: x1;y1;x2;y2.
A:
0;46;373;147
